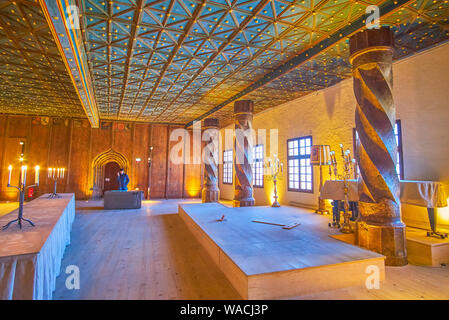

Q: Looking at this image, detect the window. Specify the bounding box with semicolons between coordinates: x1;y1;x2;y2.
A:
252;144;264;188
287;136;313;192
353;119;404;179
223;149;233;184
394;120;404;180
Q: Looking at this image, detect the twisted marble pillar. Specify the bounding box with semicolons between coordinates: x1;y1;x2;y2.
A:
202;118;219;203
350;27;407;266
233;100;255;207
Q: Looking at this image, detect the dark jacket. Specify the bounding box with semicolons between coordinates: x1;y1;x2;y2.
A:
117;173;129;189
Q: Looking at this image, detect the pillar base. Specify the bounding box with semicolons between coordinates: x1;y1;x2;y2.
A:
233;198;255;207
202;189;219;203
356;221;408;266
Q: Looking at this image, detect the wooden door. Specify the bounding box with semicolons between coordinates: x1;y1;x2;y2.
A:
104;162;120;192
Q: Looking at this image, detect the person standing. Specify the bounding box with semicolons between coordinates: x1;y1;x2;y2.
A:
117;168;129;191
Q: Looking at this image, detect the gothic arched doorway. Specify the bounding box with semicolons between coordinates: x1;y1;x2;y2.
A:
91;149;129;198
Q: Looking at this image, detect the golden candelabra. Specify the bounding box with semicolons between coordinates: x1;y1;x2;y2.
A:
329;145;356;234
266;155;283;207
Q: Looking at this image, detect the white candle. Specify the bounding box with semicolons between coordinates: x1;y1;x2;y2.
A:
61;168;65;179
21;165;27;186
8;165;12;185
35;165;40;185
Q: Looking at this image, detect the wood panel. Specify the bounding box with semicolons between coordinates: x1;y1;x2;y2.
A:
133;123;150;197
0;115;195;200
166;126;184;198
112;123;133;165
90;124;112;162
67;119;91;200
28;119;51;196
150;125;168;198
0;115;8;196
47;119;71;193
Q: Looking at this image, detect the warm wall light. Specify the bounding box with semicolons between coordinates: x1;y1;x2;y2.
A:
135;158;142;162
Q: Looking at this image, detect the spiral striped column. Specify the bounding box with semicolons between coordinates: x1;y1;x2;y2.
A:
202;118;219;203
350;27;407;266
233;100;255;207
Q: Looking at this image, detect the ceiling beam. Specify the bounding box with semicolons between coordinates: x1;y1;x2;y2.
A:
39;0;100;128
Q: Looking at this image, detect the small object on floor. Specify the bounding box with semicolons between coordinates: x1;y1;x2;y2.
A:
282;222;301;230
252;220;285;227
252;220;300;229
217;214;225;222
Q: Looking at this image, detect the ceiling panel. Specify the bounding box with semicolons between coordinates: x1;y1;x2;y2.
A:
0;0;86;118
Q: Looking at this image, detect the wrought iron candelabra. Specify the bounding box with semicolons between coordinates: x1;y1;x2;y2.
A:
266;155;283;207
3;165;39;231
47;168;65;199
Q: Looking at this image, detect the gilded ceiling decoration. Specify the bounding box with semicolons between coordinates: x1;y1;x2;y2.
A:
0;0;448;126
0;0;85;118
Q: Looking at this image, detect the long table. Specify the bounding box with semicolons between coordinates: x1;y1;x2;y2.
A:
0;193;75;300
320;180;448;237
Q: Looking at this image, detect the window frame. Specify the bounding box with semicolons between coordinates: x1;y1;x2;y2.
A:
252;144;264;188
222;149;233;185
287;136;314;193
395;120;405;180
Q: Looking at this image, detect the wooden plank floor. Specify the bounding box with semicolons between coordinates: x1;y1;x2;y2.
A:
0;201;19;218
39;199;449;300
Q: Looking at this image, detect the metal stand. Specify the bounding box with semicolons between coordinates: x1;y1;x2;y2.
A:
426;208;448;239
315;165;329;215
47;179;61;199
272;178;280;207
3;183;37;231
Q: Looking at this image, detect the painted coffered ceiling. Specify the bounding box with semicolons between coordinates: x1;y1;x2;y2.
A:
0;0;448;127
0;0;86;118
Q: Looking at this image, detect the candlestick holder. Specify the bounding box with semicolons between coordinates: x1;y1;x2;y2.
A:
266;155;283;207
339;144;354;234
47;168;65;199
48;178;62;199
328;146;355;233
3;181;38;231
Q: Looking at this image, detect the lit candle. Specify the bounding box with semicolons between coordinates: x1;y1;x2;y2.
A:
62;168;65;179
8;165;12;185
21;165;27;186
57;168;60;179
35;165;40;185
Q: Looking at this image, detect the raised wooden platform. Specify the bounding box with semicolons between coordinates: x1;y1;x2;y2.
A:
179;203;385;299
406;227;449;266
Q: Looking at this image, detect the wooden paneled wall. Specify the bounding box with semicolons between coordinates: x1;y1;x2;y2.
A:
0;115;202;200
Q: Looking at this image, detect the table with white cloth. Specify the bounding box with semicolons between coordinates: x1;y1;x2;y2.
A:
320;180;448;237
0;193;75;300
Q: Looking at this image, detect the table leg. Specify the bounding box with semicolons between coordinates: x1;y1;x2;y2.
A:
426;207;448;239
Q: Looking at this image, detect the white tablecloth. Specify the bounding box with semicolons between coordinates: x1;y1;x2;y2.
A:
0;194;75;300
320;180;447;208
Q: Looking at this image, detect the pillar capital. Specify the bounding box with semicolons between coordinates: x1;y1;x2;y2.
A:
234;100;254;115
349;27;394;56
203;118;219;129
